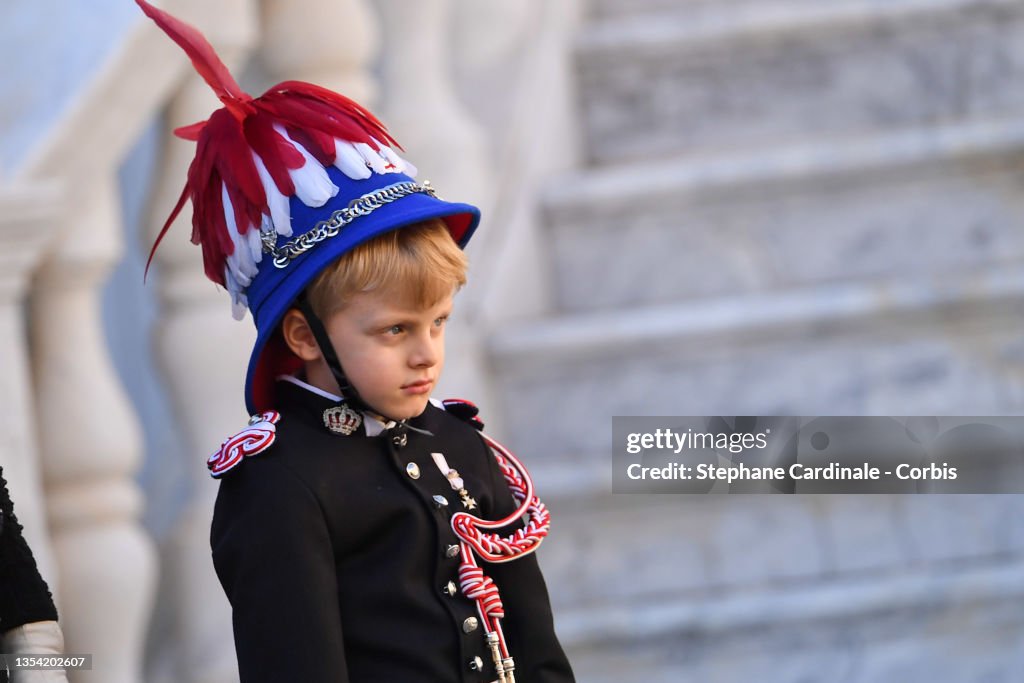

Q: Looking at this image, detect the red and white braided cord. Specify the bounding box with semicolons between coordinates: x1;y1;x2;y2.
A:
452;432;550;667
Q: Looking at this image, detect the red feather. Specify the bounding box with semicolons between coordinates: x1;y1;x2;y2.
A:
243;114;301;195
258;94;391;150
135;0;254;119
196;170;232;285
284;125;336;167
271;81;396;143
138;5;405;297
174;120;207;141
209;112;267;220
144;183;190;282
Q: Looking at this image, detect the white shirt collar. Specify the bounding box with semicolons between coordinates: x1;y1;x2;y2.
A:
279;374;342;401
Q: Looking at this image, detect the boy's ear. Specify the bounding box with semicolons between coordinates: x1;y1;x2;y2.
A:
281;308;323;362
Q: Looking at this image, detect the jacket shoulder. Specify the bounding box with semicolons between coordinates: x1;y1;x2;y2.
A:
434;397;485;431
207;411;282;478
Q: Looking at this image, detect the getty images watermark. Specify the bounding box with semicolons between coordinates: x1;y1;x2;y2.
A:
612;416;1024;493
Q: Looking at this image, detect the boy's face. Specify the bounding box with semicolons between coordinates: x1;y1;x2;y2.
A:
322;288;453;421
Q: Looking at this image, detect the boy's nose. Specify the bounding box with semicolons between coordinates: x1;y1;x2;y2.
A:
410;334;440;367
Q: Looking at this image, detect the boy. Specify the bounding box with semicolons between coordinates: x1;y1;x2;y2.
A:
136;2;575;681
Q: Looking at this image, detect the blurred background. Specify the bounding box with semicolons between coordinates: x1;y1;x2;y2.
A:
2;0;1024;681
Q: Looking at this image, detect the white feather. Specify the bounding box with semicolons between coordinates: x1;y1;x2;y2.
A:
224;265;249;321
246;219;263;265
333;139;372;179
222;184;258;286
224;252;246;288
353;142;389;174
372;137;416;176
252;151;292;237
275;124;339;207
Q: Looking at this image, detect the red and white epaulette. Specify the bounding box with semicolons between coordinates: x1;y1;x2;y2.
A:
207;411;281;478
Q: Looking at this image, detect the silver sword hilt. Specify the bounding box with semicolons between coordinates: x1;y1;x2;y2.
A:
486;632;509;683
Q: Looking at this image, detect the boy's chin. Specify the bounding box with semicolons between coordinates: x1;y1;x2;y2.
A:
384;395;431;421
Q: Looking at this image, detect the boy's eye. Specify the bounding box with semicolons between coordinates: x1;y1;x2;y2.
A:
434;316;448;327
387;325;404;335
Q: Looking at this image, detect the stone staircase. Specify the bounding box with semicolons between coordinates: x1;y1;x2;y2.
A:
488;1;1024;680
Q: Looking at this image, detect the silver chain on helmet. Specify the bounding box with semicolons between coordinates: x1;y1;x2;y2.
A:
262;181;439;268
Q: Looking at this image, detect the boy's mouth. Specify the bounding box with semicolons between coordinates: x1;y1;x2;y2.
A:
401;379;433;394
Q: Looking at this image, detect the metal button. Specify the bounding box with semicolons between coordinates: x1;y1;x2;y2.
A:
469;656;484;671
432;494;449;508
390;424;408;448
445;544;460;558
406;462;420;479
443;581;458;596
462;616;479;633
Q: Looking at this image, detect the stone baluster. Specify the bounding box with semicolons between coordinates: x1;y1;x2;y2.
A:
261;0;378;104
30;177;156;683
373;0;491;209
147;82;255;683
447;0;584;326
0;183;62;598
450;0;539;135
371;0;496;413
142;3;258;681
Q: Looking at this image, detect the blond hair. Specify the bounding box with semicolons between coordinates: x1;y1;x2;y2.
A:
306;218;468;317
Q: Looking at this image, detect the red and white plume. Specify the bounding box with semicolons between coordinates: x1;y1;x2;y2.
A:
137;0;416;318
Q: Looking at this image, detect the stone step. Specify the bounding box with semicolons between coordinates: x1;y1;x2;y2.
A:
543;117;1024;314
588;0;958;22
548;551;1024;682
487;266;1024;460
576;0;1024;165
539;494;1024;614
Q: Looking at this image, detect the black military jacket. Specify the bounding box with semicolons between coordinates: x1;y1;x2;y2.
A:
211;379;575;682
0;466;58;637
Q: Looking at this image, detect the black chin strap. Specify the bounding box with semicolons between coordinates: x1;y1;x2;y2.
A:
295;295;373;415
295;294;428;443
